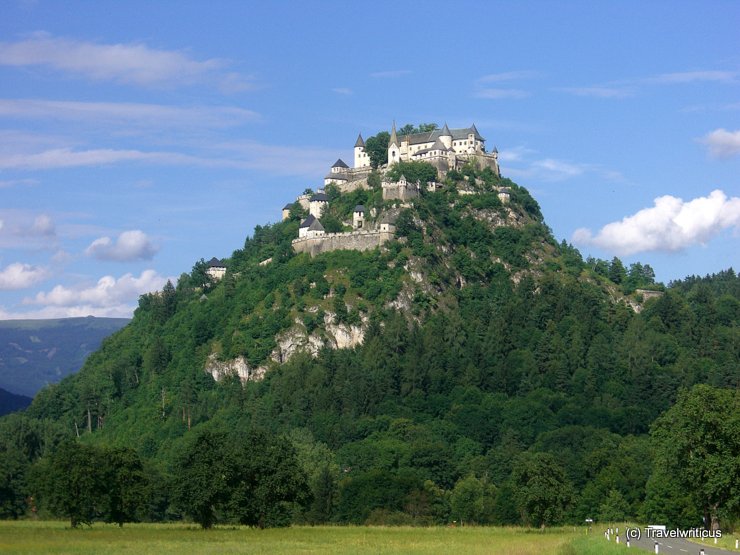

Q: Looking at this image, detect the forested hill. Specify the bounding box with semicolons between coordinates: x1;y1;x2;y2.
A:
1;163;738;528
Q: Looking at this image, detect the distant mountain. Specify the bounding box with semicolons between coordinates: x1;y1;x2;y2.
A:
0;386;31;416
0;316;130;397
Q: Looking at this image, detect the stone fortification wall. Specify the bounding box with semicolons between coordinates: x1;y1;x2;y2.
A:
292;230;394;257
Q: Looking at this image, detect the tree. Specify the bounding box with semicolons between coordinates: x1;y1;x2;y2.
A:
450;474;496;525
512;453;574;528
608;257;627;285
650;384;740;531
104;447;147;526
0;447;27;519
171;429;231;529
364;131;390;168
40;442;106;527
227;429;310;528
172;428;309;529
386;160;438;185
598;489;630;522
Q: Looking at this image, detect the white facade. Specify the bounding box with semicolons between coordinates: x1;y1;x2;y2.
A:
309;199;327;218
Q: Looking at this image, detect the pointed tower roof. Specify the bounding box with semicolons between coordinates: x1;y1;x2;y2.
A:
440;123;452;137
307;218;324;232
469;124;484;141
432;137;447;150
354;133;365;148
299;214;317;228
389;121;398;146
332;158;349;169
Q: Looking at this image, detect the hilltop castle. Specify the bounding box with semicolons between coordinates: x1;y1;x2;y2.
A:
288;122;503;256
355;122;500;175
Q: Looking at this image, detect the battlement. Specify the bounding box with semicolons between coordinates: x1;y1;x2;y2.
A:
292;229;395;257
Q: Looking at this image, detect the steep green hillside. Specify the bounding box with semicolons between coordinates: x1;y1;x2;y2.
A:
1;165;738;528
0;317;130;397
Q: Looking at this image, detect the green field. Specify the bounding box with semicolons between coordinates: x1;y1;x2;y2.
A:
0;521;633;554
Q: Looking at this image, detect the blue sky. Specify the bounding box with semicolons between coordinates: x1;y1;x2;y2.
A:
0;1;738;318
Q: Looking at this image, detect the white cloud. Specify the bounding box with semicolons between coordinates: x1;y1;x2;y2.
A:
85;230;158;261
22;269;170;318
0;262;49;290
0;178;37;188
496;146;537;163
0;147;217;170
699;129;740;159
31;214;55;236
647;70;737;84
332;87;352;95
477;70;540;82
0;210;59;249
214;140;341;177
530;158;587;179
0;141;334;176
474;88;530;99
51;249;72;264
573;190;740;255
556;86;634;98
0;99;259;128
0;32;254;90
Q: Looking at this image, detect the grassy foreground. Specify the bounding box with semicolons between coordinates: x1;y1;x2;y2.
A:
0;521;641;555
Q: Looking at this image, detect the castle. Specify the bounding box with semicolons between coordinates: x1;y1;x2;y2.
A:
356;122;500;175
288;122;502;256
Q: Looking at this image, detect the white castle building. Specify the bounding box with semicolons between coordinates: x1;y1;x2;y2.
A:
353;122;500;175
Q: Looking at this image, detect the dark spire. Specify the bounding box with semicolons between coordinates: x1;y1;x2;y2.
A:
354;133;365;148
389;120;398;146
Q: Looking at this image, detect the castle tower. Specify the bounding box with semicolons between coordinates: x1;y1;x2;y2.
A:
206;257;226;281
440;123;453;150
468;124;483;153
352;205;365;230
299;214;325;238
309;192;329;218
354;134;368;168
388;121;399;166
282;203;294;221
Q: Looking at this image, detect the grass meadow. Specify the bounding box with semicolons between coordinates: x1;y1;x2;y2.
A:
0;521;648;554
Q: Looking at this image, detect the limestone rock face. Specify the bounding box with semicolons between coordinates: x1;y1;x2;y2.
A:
204;353;266;383
324;314;365;350
272;325;324;363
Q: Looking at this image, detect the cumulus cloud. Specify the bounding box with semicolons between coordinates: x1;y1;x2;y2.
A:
22;269;170;318
699;129;740;159
573;190;740;255
85;230;158;261
0;33;254;90
0;262;49;290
